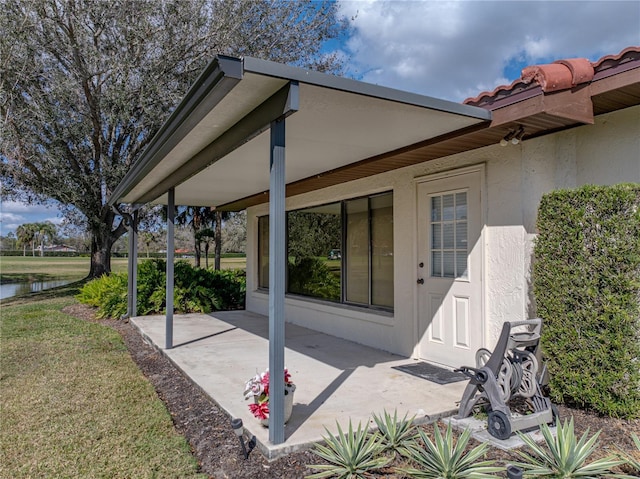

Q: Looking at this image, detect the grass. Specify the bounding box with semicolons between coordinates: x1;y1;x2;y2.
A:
0;256;246;284
0;292;206;478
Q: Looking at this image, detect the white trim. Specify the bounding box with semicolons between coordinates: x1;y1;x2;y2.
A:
414;163;486;184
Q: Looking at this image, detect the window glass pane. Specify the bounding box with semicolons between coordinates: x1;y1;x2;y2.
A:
455;192;467;220
431;223;441;249
456;252;468;279
258;216;269;288
432;251;442;276
443;223;454;249
346;198;369;304
456;222;467;249
371;193;393;308
287;203;341;301
442;194;455;221
431;196;441;221
260;191;394;310
443;251;455;277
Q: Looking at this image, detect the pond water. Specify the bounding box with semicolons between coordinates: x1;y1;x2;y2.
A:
0;279;74;300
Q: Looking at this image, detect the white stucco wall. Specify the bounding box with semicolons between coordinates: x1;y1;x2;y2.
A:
245;105;640;361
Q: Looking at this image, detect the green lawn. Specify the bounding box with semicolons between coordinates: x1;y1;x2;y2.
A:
0;292;206;478
0;256;246;284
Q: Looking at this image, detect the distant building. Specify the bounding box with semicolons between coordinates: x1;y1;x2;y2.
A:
42;245;78;253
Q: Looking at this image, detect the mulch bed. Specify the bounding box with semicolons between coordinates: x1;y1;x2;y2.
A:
63;304;640;479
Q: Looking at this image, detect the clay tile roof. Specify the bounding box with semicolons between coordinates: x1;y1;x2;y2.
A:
464;46;640;107
521;58;594;92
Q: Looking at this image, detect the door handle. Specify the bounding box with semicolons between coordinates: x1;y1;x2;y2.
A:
417;278;424;285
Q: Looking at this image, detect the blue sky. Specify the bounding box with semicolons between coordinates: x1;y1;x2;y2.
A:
2;0;639;236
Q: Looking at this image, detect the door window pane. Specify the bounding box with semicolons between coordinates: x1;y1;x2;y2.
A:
442;194;455;221
431;196;441;221
430;191;468;279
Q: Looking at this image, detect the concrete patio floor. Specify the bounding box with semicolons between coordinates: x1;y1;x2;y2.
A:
131;311;468;459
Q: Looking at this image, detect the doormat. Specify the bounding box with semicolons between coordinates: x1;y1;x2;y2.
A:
392;362;467;385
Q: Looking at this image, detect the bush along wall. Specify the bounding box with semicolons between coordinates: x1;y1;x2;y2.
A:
533;183;640;418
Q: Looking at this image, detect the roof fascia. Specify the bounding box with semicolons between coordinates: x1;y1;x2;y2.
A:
243;57;492;121
490;84;595;126
590;67;640;96
133;81;300;204
108;55;244;206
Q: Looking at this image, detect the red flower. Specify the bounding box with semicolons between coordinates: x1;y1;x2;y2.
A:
249;401;269;420
260;371;270;396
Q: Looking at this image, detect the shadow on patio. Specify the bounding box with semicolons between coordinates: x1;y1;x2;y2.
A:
131;310;467;459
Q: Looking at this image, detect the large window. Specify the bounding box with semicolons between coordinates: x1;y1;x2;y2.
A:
257;191;394;310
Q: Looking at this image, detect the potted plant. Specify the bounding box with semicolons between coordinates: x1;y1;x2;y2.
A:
243;369;296;426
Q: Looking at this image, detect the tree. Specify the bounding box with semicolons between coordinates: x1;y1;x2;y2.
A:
174;206;217;268
0;0;346;278
222;211;247;253
196;227;216;269
140;231;160;258
213;210;233;270
34;221;56;256
15;223;35;256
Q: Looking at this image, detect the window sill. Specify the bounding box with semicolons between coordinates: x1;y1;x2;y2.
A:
251;289;395;326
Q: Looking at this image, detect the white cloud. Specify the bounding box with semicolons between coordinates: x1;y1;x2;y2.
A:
0;201;63;235
337;0;640;101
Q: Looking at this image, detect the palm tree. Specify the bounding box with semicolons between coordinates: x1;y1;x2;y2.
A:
195;228;215;269
35;222;57;256
16;223;37;257
174;206;216;268
213;210;231;270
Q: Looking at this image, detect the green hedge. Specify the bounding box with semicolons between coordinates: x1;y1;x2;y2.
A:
533;183;640;418
0;250;85;257
77;259;246;318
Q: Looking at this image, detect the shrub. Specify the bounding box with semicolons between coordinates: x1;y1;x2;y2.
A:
307;420;390;479
533;184;640;418
372;409;417;456
288;257;341;301
514;417;623;478
77;260;246;318
75;272;128;319
397;422;501;478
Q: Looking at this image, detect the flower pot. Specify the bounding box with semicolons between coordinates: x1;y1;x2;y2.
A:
258;383;296;427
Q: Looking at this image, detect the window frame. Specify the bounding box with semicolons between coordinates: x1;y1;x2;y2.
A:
256;191;394;312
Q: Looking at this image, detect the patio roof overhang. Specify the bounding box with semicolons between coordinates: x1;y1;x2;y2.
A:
109;55;492;210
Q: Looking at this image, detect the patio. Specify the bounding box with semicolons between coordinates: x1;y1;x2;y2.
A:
131;310;468;459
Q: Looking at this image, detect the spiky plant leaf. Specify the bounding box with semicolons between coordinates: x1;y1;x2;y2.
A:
397;422;501;478
306;420;391;479
372;409;418;455
514;417;624;478
612;433;640;479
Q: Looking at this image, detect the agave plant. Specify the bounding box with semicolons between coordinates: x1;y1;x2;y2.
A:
397;422;501;478
306;420;391;479
372;409;418;456
614;433;640;479
514;417;624;478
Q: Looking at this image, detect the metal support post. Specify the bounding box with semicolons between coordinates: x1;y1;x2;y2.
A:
166;188;175;349
268;117;286;445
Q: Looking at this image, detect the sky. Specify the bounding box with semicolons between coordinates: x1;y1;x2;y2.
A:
1;0;639;236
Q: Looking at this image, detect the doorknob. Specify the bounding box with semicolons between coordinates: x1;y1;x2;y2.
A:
417;278;424;285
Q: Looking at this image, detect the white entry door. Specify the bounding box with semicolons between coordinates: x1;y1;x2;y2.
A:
416;167;484;368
